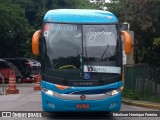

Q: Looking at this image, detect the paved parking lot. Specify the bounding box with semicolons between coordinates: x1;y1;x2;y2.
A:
0;83;42;111
0;83;159;120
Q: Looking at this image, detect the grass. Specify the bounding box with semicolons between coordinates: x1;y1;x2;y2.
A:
122;88;160;103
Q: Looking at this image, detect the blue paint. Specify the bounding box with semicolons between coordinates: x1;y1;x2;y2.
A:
41;9;122;112
41;80;122;111
44;9;118;23
42;91;121;112
41;80;123;94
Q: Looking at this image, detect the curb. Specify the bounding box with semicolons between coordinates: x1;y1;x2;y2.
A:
122;98;160;109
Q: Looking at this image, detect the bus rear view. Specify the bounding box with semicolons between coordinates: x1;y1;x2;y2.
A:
32;9;132;112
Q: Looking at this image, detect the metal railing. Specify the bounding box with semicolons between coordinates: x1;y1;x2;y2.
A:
124;64;160;97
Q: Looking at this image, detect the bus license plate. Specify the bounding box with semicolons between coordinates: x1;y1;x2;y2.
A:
76;104;90;109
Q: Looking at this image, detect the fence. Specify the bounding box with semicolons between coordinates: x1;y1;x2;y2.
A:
124;64;160;97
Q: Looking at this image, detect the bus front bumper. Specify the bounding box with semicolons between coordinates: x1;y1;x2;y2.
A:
41;91;122;112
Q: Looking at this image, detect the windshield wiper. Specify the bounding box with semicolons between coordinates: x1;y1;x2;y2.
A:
84;46;104;84
101;44;109;61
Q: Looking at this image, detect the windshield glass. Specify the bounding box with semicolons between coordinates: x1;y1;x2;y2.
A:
44;23;82;70
43;23;121;81
83;25;120;74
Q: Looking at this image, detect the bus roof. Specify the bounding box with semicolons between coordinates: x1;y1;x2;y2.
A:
44;9;118;24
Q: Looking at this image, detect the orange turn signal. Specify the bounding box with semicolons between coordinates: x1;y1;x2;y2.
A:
55;84;69;90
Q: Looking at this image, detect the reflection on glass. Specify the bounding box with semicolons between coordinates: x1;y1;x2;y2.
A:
44;24;82;69
83;25;118;66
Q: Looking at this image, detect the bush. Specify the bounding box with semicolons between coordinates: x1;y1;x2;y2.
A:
122;88;160;102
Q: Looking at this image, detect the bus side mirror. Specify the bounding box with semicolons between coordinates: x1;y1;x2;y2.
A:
32;30;41;55
121;31;132;54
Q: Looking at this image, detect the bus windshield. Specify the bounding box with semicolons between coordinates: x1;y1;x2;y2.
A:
83;25;121;74
44;23;121;81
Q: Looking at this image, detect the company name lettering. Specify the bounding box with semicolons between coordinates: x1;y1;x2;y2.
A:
73;82;93;86
88;67;108;72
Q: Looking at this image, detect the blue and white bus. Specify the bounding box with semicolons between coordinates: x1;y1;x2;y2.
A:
32;9;131;112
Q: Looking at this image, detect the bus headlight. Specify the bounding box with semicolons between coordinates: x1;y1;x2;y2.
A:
41;87;60;97
111;90;119;95
106;89;121;96
46;90;54;96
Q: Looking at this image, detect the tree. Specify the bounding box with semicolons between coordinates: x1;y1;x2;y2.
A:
105;0;160;66
12;0;96;29
0;0;97;58
0;0;34;58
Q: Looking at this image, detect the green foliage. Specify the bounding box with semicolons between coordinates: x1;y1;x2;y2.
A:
105;0;160;67
0;0;96;58
0;1;34;58
122;88;141;100
12;0;96;29
153;38;160;46
122;88;160;102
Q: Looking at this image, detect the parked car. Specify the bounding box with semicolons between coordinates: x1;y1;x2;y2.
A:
0;59;23;83
2;58;35;83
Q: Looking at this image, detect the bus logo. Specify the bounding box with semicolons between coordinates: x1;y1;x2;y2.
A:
80;95;86;100
88;67;93;72
83;73;90;80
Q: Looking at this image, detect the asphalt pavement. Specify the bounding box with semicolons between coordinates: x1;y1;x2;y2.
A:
0;83;41;111
0;83;160;111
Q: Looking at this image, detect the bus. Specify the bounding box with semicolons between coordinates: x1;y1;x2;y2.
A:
32;9;132;112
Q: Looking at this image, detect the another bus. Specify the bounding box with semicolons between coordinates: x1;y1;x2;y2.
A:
32;9;131;112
